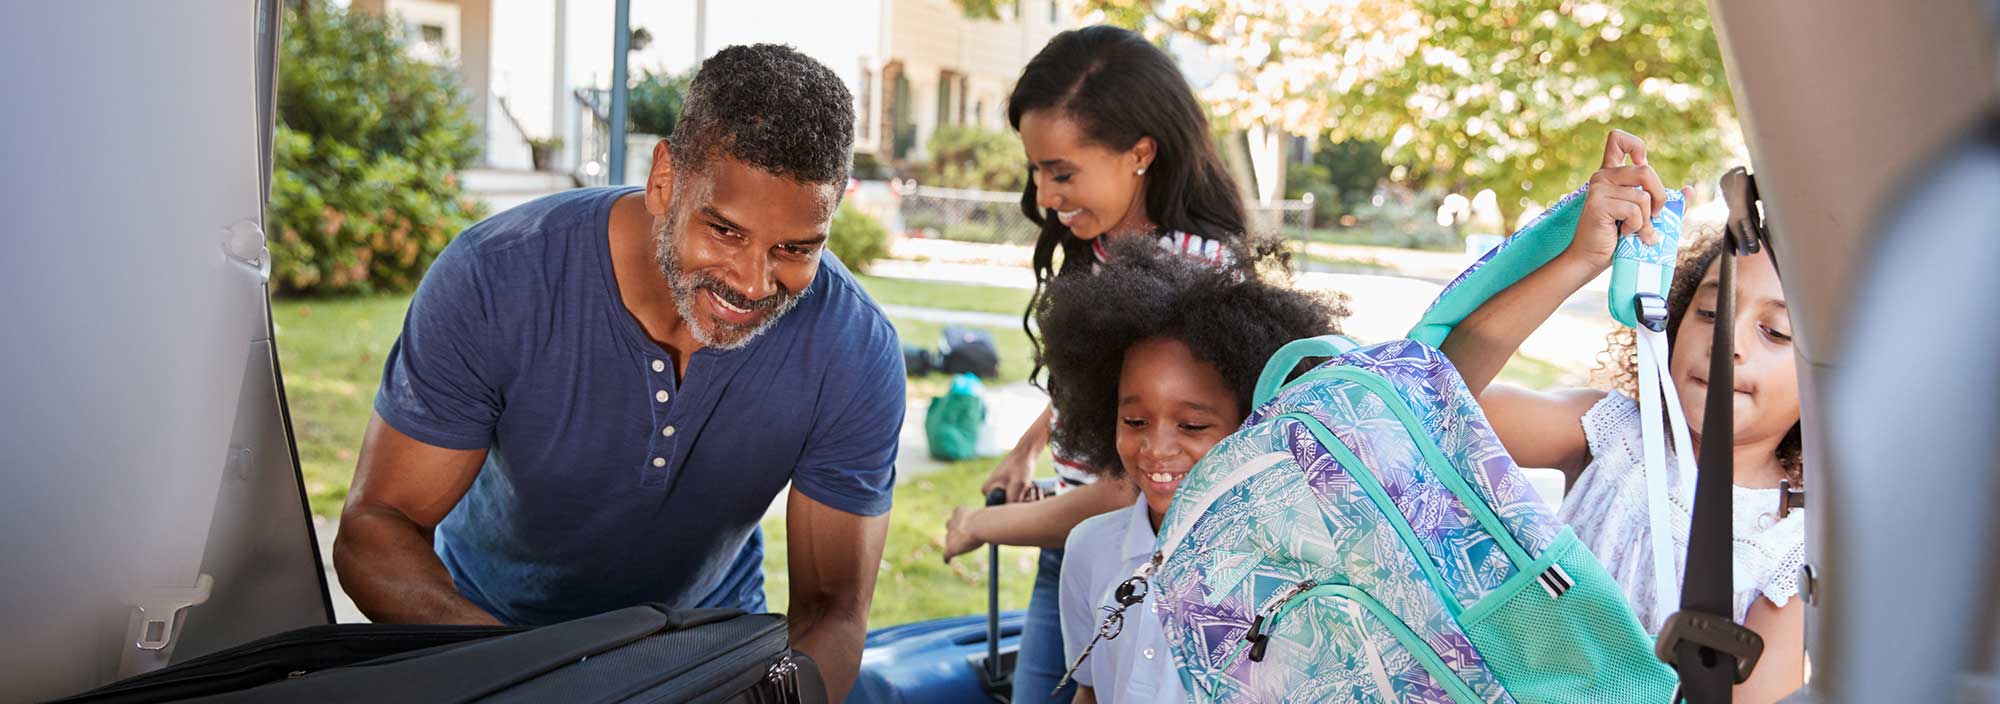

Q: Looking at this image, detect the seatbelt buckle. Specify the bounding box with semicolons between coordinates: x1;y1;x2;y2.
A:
1636;292;1670;332
1655;610;1764;684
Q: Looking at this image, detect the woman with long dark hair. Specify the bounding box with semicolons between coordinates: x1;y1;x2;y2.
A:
938;25;1277;703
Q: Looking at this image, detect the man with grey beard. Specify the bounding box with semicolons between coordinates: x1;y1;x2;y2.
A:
333;44;901;700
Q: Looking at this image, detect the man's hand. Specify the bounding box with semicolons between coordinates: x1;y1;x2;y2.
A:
785;487;889;702
334;414;501;625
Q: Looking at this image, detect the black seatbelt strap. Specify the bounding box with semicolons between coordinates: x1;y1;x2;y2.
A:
1655;167;1771;702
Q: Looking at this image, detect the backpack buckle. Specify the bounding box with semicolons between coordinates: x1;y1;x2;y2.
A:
1636;292;1670;332
1654;610;1764;683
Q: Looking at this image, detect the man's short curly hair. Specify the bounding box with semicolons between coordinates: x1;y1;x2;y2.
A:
1038;238;1349;477
668;44;854;185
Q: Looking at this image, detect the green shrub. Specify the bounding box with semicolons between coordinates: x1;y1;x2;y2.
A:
829;202;891;272
1286;136;1388;223
627;69;693;138
851;152;897;181
268;1;486;295
921;125;1027;191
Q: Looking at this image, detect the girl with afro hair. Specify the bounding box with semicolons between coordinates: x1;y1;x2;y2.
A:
1039;239;1346;704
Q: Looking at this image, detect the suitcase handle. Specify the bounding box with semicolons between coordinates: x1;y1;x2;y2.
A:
983;488;1006;684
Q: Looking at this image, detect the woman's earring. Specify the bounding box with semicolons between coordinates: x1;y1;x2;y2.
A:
1136;167;1147;175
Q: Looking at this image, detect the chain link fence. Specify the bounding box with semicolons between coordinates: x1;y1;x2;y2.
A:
897;184;1316;251
897;185;1040;244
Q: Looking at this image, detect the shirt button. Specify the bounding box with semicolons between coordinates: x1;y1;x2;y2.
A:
1144;647;1156;659
651;360;666;373
652;457;666;468
661;425;676;438
655;390;670;403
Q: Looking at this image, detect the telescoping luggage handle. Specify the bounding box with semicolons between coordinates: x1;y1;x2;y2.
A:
1253;335;1361;406
983;488;1006;688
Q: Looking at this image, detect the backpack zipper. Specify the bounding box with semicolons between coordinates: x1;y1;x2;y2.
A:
1242;579;1318;662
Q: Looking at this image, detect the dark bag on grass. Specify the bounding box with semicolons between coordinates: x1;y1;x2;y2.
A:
938;326;999;379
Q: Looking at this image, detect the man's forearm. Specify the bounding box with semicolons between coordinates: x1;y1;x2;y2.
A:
788;599;868;700
333;508;502;625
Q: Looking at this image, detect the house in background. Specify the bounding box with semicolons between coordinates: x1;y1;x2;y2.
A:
349;0;1077;208
861;0;1075;163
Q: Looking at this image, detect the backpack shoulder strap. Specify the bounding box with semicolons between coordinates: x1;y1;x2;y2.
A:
1253;335;1360;406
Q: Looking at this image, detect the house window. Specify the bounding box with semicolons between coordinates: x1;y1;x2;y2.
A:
892;71;915;159
387;0;460;64
857;65;874;141
936;71;958;128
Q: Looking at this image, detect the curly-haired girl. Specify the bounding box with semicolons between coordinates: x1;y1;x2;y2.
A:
1438;131;1805;702
1038;239;1346;704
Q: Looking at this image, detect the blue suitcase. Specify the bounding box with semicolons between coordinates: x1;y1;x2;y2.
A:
848;490;1024;703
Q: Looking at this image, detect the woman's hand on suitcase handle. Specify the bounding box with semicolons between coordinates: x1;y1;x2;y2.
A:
982;448;1041;504
985;405;1055;504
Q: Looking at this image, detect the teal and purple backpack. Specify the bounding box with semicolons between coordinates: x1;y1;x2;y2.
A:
1147;187;1683;703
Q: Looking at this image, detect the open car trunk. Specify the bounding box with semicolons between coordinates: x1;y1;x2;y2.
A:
0;2;332;701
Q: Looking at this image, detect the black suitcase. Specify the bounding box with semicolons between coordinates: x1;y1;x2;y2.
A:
53;605;826;704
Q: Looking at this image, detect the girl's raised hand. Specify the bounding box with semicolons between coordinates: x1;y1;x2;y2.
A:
1567;130;1672;268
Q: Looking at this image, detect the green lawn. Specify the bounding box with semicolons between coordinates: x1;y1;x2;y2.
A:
761;457;1042;628
273;295;410;517
855;274;1034;317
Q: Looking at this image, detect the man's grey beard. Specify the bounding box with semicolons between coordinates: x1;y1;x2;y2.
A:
653;216;807;350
